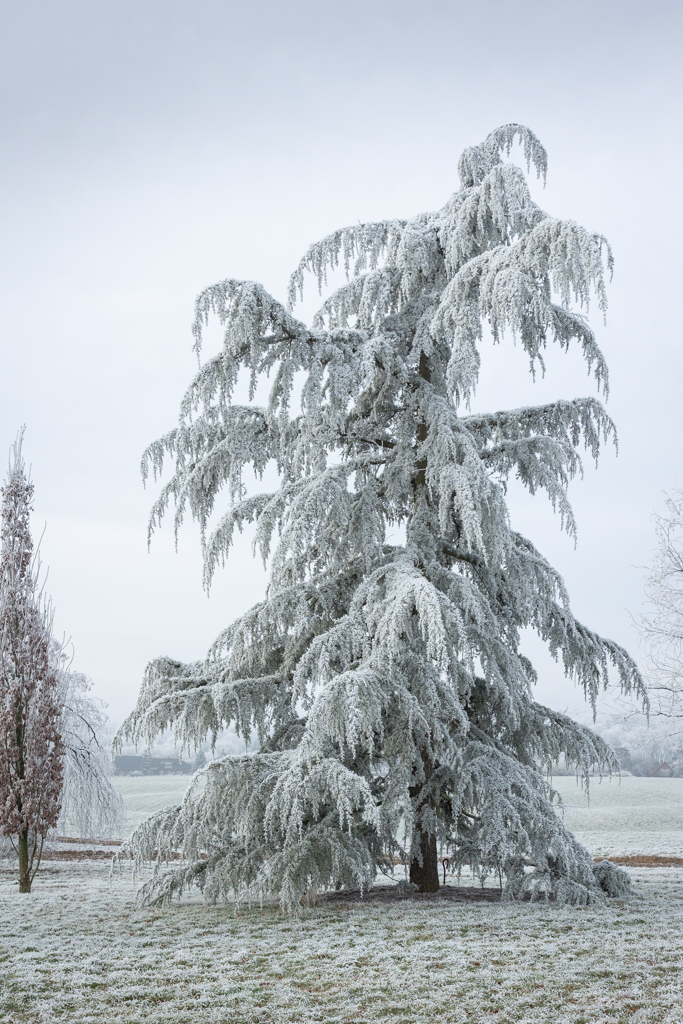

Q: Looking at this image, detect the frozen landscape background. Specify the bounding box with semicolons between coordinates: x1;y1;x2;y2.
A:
0;0;681;729
2;5;682;1019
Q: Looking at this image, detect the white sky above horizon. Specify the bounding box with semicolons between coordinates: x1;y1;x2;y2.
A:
0;0;681;731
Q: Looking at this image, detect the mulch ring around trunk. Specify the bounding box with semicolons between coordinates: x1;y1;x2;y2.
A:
320;857;683;906
320;885;503;905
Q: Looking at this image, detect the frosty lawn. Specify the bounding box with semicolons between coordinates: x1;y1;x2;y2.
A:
1;860;682;1023
5;778;682;1022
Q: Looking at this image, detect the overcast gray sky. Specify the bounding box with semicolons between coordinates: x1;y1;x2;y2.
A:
0;0;681;729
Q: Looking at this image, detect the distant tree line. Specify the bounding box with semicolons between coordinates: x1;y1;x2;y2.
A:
114;754;196;775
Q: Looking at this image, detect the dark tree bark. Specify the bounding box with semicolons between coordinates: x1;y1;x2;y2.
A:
409;826;439;892
409;751;440;893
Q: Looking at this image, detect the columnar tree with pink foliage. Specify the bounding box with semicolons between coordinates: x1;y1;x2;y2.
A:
0;433;64;892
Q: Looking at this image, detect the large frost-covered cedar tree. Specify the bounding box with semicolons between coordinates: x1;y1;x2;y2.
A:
118;125;643;909
0;432;64;892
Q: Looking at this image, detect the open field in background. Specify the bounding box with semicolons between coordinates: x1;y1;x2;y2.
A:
113;775;197;833
112;775;683;858
1;860;682;1023
552;776;683;858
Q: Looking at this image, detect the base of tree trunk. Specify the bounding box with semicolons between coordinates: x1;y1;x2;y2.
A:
409;830;439;893
18;831;31;893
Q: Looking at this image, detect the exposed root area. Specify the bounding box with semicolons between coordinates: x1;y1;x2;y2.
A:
320;885;503;905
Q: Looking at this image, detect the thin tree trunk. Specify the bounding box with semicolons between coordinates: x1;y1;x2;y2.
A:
18;830;31;893
407;350;440;893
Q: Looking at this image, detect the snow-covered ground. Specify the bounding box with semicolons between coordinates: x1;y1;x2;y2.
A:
1;777;681;1021
112;774;683;858
1;859;682;1023
552;776;683;858
113;775;195;832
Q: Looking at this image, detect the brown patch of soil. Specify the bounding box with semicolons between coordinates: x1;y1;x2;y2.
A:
55;836;122;846
595;855;683;868
42;850;116;861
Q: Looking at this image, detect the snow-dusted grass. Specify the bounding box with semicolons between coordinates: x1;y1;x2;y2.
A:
4;778;683;1021
553;776;683;857
112;775;194;833
1;860;682;1023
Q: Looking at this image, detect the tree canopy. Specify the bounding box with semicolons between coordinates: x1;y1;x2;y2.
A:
118;124;643;909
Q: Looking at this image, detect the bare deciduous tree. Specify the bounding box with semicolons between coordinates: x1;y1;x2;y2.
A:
640;489;683;718
0;431;65;892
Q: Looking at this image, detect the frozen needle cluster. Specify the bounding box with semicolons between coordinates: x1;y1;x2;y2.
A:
117;125;643;909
